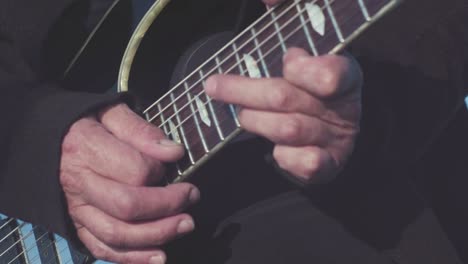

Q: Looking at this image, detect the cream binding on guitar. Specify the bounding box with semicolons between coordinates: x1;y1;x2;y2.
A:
0;0;401;262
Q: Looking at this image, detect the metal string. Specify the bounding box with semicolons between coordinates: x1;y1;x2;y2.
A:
152;0;349;136
145;0;317;122
0;225;38;258
147;0;340;132
7;229;50;264
0;218;15;232
0;222;27;245
17;235;68;264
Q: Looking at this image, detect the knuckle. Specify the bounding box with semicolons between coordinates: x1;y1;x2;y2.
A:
127;153;153;186
61;134;78;155
88;242;110;261
270;86;291;109
100;221;123;247
154;191;174;214
283;58;296;77
129;158;152;186
115;191;140;220
280;118;302;140
132;119;161;141
59;169;84;195
152;227;168;245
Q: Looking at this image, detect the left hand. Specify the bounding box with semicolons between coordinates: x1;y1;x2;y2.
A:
205;48;362;184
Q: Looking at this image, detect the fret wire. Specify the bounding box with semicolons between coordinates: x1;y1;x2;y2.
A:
184;82;210;153
169;93;196;165
357;0;371;20
52;238;72;264
158;106;183;181
34;236;63;264
0;222;26;245
229;45;243;127
52;237;68;264
17;223;34;264
144;0;305;119
160;0;370;139
323;0;345;42
144;111;151;121
7;229;49;264
157;103;170;135
150;2;311;128
295;0;318;56
0;224;36;258
270;10;288;52
215;56;241;127
54;234;88;264
24;235;63;264
157;103;184;174
250;28;270;77
0;218;15;231
199;70;225;140
155;0;347;137
0;222;43;264
53;237;63;264
148;1;330;127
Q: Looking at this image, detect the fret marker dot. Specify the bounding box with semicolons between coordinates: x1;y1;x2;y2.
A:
306;3;326;36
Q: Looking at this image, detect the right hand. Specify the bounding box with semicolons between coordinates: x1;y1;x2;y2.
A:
60;103;200;264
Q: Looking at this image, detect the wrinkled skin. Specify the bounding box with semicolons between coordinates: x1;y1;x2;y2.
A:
60;1;362;263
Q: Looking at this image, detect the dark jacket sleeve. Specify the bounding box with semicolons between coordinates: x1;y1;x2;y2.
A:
0;26;126;239
350;0;468;172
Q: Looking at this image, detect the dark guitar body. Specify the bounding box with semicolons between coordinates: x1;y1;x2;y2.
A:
63;0;264;111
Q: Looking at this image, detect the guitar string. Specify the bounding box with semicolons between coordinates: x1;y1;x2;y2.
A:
0;219;68;262
0;222;27;245
6;230;50;264
27;236;67;264
0;224;39;258
144;0;319;121
152;0;356;138
0;222;51;259
0;218;15;231
10;234;66;264
148;0;336;130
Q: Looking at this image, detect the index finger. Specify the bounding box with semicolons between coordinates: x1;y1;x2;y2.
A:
80;170;200;221
205;74;327;116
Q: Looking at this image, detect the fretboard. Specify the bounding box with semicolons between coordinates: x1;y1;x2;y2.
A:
0;215;90;264
143;0;401;183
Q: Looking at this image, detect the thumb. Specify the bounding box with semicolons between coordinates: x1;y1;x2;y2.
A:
98;103;184;162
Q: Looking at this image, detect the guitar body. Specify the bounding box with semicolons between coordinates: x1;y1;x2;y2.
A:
64;0;261;107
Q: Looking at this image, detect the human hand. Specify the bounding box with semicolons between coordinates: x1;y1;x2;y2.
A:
60;103;200;263
205;48;362;184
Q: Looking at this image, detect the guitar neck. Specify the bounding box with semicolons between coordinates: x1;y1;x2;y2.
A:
0;216;91;264
142;0;401;183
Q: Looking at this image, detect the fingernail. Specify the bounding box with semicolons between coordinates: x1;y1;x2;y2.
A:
150;254;165;264
157;139;180;146
177;219;195;234
189;188;200;203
